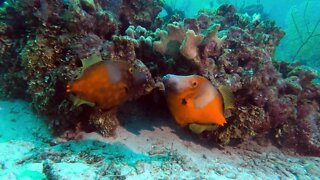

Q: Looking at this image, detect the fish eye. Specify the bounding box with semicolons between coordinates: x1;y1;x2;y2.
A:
128;67;133;74
192;81;198;87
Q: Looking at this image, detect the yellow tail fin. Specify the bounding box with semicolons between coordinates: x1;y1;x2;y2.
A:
218;85;234;110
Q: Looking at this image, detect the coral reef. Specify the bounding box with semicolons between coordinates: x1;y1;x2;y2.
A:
0;0;154;136
89;108;119;137
117;0;164;31
0;1;319;156
153;22;224;69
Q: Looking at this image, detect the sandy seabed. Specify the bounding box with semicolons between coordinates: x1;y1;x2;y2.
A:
0;100;319;179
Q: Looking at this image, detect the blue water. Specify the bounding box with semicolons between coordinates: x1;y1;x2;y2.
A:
164;0;320;71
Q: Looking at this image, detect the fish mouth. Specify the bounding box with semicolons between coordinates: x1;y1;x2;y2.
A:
132;71;148;86
162;74;171;84
162;74;178;93
162;74;171;87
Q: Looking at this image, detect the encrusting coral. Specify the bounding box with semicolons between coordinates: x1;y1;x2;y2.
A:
153;22;225;68
117;0;164;31
0;1;319;156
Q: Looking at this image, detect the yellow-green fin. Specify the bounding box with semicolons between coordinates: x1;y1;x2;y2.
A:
188;123;219;134
218;85;234;110
189;124;208;134
81;52;103;73
72;96;95;107
205;124;219;131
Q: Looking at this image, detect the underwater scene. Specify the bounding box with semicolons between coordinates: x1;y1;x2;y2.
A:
0;0;319;179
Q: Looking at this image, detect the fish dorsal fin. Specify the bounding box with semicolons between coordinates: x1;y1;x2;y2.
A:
189;123;219;134
81;52;103;73
193;83;218;109
72;95;95;107
218;85;234;110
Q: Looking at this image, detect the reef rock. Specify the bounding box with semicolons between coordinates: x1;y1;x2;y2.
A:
0;2;319;156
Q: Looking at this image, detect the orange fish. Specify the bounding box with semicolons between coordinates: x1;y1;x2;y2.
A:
162;74;234;134
66;59;147;110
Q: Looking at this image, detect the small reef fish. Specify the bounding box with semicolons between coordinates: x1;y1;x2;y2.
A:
162;74;234;134
66;58;147;109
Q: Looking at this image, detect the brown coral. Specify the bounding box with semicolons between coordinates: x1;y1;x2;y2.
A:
89;108;119;137
117;0;164;30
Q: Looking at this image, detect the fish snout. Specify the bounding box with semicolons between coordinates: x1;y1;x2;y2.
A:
132;71;148;86
162;74;171;84
162;74;178;92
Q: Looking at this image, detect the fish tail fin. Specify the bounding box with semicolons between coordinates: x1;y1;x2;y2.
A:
66;83;72;93
218;85;234;110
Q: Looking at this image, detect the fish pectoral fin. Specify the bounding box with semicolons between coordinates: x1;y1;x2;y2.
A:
188;123;218;134
72;96;95;107
181;97;194;108
218;85;234;110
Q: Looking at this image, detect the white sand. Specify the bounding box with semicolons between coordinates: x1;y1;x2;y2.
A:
0;100;319;179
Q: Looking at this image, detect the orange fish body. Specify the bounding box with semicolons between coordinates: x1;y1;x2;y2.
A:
67;61;146;109
163;74;227;127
